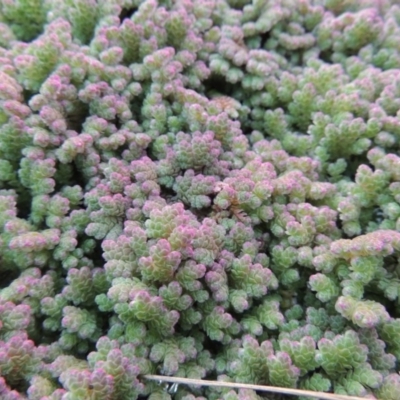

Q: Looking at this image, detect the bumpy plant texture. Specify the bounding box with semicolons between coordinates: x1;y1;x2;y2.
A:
2;0;400;399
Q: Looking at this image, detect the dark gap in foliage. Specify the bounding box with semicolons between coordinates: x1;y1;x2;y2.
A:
241;125;254;138
65;102;89;133
8;378;29;395
22;89;35;104
52;161;87;195
91;309;113;346
146;149;159;162
112;116;123;131
364;289;398;318
202;333;223;357
29;315;54;346
15;189;31;219
159;184;179;205
0;268;20;290
93;240;106;267
226;0;250;10
203;75;237;99
260;32;271;50
53;163;76;193
346;154;368;181
319;50;334;64
335;215;344;234
190;205;214;223
129;91;149;126
119;6;138;22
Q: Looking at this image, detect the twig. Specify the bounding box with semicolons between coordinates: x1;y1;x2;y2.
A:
144;374;368;400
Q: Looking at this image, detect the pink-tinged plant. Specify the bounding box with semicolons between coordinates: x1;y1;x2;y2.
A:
1;0;400;399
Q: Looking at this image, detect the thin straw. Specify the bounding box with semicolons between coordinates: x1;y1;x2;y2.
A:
144;374;369;400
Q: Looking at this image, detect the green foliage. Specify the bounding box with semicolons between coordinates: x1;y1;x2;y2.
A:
1;1;400;399
0;0;48;41
316;330;368;378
